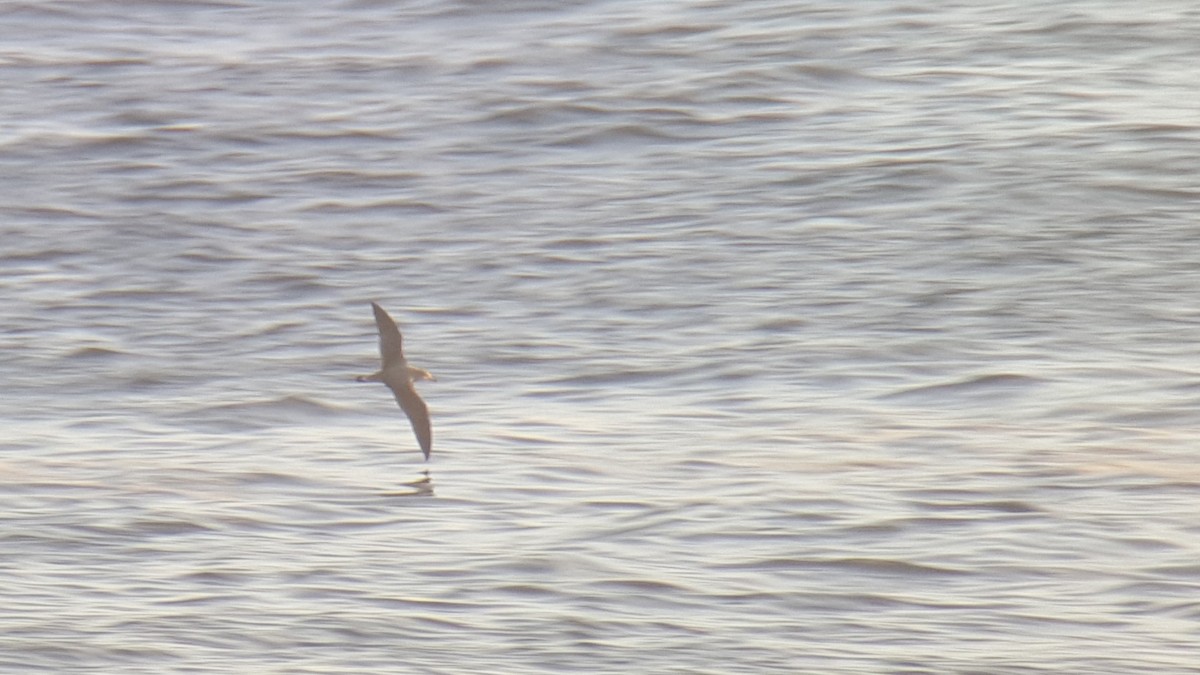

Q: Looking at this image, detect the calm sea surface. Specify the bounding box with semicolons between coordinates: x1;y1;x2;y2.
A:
3;1;1200;672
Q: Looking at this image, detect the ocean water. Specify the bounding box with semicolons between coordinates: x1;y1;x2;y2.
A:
3;1;1200;672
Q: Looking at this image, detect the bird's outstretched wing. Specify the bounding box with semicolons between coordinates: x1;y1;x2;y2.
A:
389;380;432;460
371;301;405;370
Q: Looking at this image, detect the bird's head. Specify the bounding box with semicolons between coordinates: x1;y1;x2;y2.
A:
408;366;436;382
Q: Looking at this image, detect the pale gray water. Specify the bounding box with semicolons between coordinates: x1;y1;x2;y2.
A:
3;1;1200;673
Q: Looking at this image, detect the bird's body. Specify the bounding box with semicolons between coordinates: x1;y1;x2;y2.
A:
357;302;434;459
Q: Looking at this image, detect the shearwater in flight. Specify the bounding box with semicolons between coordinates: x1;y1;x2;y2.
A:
356;302;434;460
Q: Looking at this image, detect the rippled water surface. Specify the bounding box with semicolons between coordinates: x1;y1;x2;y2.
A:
4;1;1200;672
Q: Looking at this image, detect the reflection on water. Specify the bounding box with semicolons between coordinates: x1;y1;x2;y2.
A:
381;470;435;498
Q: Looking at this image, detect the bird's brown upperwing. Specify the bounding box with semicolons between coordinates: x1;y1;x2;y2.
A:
388;378;431;460
371;302;406;370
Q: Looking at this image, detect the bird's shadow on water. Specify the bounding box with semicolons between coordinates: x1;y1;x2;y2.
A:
379;469;434;498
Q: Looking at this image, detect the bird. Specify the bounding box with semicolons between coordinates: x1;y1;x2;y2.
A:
356;302;435;460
